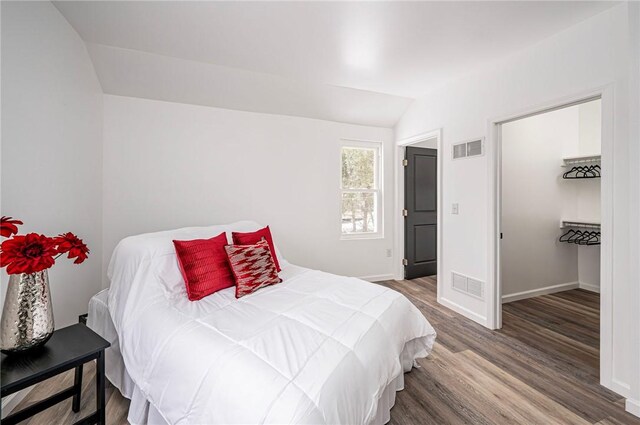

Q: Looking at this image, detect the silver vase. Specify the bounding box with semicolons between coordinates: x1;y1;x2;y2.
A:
0;270;54;353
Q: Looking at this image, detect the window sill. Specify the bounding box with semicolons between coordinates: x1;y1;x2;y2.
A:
340;233;384;241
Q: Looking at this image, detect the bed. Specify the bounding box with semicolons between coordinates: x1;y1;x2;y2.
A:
89;221;436;425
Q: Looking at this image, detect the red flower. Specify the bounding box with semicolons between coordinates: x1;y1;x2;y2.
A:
55;232;90;264
0;233;57;274
1;216;23;238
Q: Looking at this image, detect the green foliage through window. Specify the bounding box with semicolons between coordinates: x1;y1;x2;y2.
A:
341;145;379;235
342;148;375;189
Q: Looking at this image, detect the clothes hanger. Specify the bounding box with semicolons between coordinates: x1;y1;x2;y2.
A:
579;166;599;178
563;164;601;179
563;166;589;179
576;166;589;178
567;230;584;243
576;231;594;245
559;229;576;242
563;166;579;179
584;231;601;245
586;165;600;178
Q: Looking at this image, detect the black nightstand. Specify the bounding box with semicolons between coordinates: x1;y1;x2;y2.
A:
1;324;110;425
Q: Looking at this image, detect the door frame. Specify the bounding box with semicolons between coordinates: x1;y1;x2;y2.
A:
394;129;443;297
488;85;615;392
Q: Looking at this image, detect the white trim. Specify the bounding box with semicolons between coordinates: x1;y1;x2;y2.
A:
339;233;385;241
358;274;395;283
397;130;440;147
610;378;631;397
439;296;488;327
598;87;615;395
501;282;579;304
1;387;33;419
394;129;443;304
578;282;600;293
339;139;384;240
626;398;640;418
487;115;501;330
488;85;616;392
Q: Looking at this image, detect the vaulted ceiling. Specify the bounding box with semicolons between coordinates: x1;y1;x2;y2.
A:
54;1;617;127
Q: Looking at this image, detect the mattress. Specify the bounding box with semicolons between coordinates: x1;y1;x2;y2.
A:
88;289;170;424
88;287;430;425
87;289;130;396
95;221;436;424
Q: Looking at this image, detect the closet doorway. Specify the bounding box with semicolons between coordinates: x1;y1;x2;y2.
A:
499;98;604;381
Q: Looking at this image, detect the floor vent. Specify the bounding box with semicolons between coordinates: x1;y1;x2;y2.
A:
452;139;484;160
452;272;467;292
451;272;485;300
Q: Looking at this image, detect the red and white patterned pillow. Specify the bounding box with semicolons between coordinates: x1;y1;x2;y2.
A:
231;226;281;272
225;239;282;298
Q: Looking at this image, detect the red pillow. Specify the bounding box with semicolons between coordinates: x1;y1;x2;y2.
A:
232;226;281;272
173;232;234;301
225;239;282;298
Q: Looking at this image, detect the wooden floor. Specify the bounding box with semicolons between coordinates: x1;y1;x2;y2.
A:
381;277;639;425
11;276;640;424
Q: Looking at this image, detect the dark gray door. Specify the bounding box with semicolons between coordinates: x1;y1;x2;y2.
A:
404;147;437;279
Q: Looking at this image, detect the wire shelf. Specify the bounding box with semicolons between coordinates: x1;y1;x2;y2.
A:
561;154;601;167
560;220;601;230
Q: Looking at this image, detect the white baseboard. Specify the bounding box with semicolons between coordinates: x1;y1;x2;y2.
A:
1;387;33;419
578;282;600;293
626;398;640;418
438;296;488;327
502;281;579;304
359;274;395;283
608;378;631;398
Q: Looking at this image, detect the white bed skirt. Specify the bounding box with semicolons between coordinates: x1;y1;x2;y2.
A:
88;289;421;425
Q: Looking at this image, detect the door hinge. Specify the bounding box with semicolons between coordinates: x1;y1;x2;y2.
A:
402;259;408;266
402;209;408;217
402;159;408;166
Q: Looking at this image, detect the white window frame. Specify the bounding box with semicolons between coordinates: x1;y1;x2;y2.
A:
339;139;384;240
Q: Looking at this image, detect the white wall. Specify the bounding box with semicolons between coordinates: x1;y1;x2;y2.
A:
395;3;636;400
102;95;394;282
501;106;579;297
579;101;602;156
501;102;601;299
1;1;103;327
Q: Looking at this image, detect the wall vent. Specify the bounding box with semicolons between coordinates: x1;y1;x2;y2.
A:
451;272;485;300
452;139;484;160
452;143;467;159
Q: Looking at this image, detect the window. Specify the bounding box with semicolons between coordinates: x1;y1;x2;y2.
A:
340;141;382;238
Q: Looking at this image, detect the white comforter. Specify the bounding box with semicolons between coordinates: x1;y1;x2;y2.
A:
108;221;436;425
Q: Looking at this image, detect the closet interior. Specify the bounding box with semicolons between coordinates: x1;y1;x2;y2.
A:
499;98;602;371
501;98;602;300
